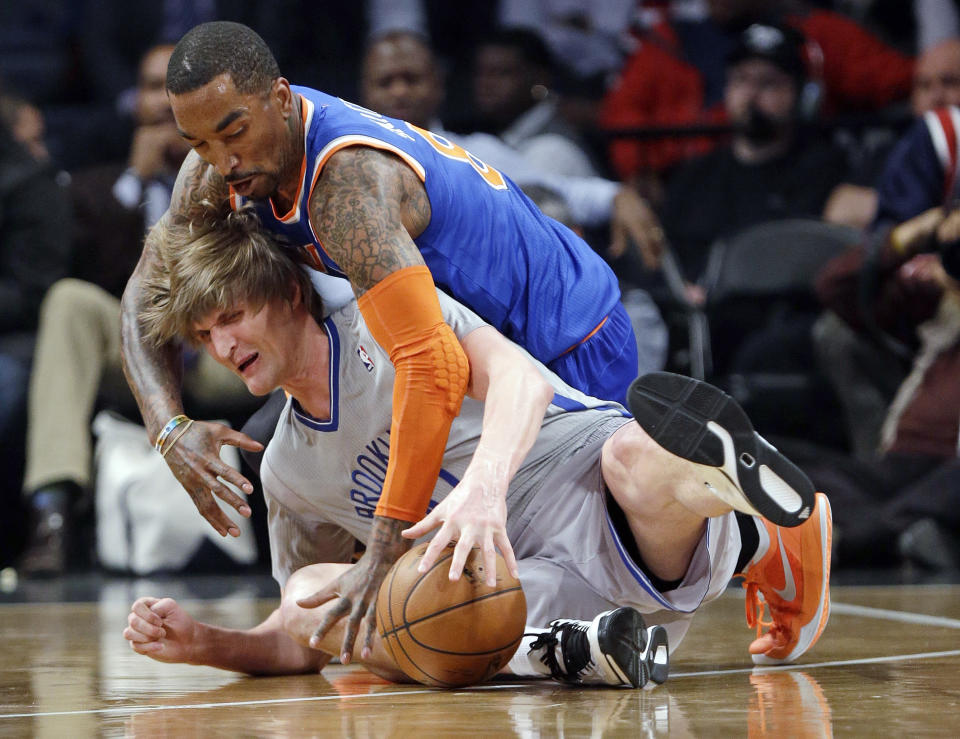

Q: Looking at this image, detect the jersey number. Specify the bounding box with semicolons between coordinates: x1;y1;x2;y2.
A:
408;124;508;190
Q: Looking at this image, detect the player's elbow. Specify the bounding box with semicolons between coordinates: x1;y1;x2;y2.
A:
529;366;554;408
494;357;553;409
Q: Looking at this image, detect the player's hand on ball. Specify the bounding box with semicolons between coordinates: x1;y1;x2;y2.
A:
123;597;197;664
162;419;263;538
402;466;519;588
297;516;409;664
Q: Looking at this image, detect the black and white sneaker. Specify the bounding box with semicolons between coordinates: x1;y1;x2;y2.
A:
529;607;669;688
627;372;815;528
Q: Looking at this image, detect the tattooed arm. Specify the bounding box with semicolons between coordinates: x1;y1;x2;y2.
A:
296;146;471;664
308;146;429;291
120;150;264;537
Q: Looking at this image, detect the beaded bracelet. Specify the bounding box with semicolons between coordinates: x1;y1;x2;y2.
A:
154;414;190;451
161;419;195;458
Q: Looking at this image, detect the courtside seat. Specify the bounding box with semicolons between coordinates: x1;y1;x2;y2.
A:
697;219;861;447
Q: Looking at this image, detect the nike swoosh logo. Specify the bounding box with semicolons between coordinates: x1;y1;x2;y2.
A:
773;529;797;601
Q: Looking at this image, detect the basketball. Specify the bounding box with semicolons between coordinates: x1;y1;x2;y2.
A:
376;540;526;688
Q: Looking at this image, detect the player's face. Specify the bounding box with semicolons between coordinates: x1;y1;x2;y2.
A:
171;74;299;200
192;297;298;396
361;37;444;128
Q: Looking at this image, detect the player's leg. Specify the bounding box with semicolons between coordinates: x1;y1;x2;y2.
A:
605;372;831;664
504;555;669;688
508;602;669;689
627;371;816;527
278;563;409;682
600;419;734;582
735;493;832;664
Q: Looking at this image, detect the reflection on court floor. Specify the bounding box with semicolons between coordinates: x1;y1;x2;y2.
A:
1;579;959;736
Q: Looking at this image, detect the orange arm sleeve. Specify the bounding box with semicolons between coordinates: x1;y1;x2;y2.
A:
357;265;470;522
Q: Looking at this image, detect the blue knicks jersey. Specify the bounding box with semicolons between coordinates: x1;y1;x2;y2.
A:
232;86;622;364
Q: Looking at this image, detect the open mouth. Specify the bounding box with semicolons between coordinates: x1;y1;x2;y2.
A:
229;175;256;195
237;353;258;373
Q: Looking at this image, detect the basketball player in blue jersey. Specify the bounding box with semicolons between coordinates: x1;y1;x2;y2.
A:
120;21;638;664
122;211;829;687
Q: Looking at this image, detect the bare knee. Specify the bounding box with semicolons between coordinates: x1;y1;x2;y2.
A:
601;422;663;501
603;421;727;520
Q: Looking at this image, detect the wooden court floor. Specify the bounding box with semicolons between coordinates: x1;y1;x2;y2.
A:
1;577;958;737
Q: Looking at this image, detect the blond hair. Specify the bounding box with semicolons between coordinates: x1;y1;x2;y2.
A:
139;208;322;347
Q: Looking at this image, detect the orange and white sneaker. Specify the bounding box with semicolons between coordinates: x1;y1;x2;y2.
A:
736;493;832;665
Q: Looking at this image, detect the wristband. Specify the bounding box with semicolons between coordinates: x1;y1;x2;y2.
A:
154;414;190;451
161;419;195;458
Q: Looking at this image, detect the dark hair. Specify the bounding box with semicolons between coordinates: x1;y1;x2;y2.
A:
166;21;281;96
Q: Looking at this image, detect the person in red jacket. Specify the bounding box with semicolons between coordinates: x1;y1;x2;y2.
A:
601;0;914;188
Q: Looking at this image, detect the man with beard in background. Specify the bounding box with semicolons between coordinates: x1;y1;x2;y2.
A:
656;22;848;285
645;22;850;378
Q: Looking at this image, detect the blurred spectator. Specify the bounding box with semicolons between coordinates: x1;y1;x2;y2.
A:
0;113;72;566
497;0;634;86
17;45;254;577
618;22;850;391
910;36;960;113
363;0;503;126
816;103;960;459
466;27;602;177
0;96;50;164
600;0;914;187
805;228;960;569
798;104;960;569
825;36;960;229
658;23;848;285
493;0;642;144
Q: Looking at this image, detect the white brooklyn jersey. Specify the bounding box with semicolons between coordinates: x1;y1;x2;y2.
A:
261;290;629;585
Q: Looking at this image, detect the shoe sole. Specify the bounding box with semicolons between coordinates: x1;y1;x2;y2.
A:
627;372;815;528
594;607;670;688
753;492;832;665
642;624;670;687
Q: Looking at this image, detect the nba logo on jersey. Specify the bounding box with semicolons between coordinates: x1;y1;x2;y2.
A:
357;345;375;372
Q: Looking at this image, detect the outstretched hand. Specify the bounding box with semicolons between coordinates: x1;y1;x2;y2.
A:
296;516;409;664
162;419;264;537
124;597;197;664
402;467;519;587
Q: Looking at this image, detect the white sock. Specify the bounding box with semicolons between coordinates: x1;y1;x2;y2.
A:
506;629;554;677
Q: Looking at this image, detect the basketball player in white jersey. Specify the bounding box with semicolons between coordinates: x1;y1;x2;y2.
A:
123;211;831;688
